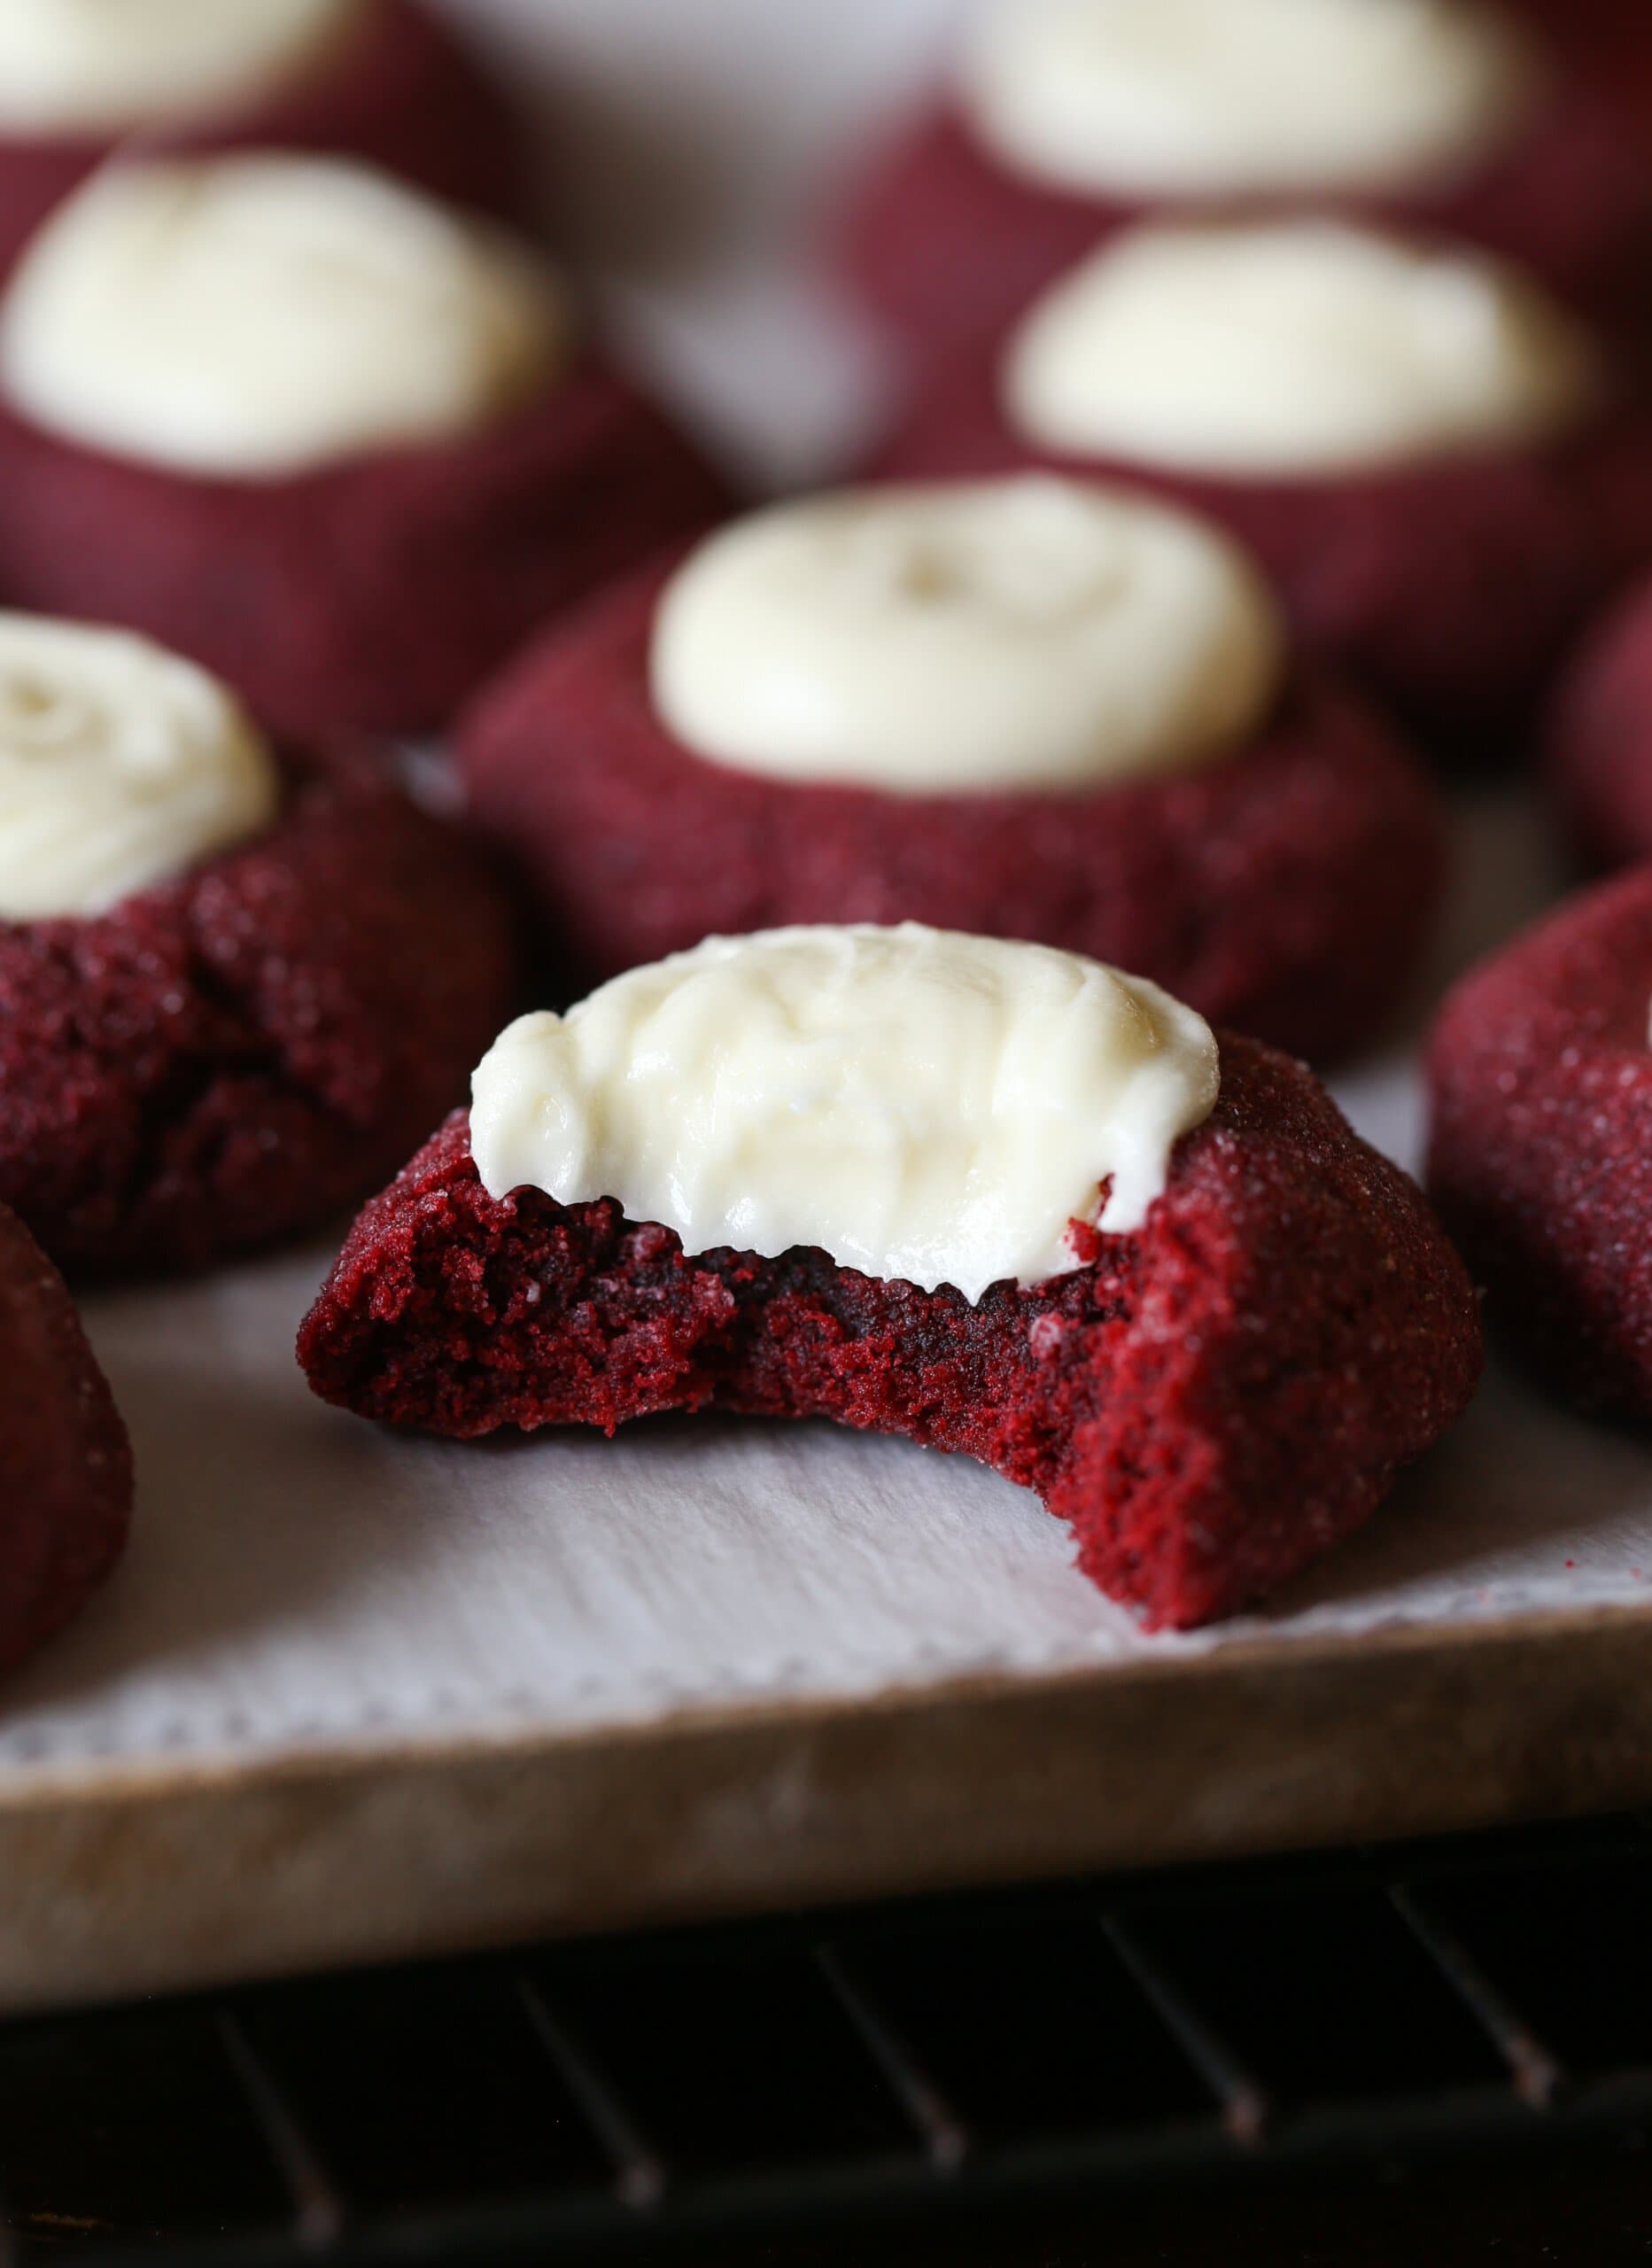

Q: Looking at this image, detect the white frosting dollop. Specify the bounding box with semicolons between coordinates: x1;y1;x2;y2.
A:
0;0;363;136
0;156;569;480
961;0;1540;201
469;925;1221;1303
650;479;1284;794
1006;219;1599;479
0;614;281;920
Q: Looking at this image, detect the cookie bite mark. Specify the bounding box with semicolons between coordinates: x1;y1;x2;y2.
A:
0;1202;130;1673
300;936;1481;1630
469;928;1222;1300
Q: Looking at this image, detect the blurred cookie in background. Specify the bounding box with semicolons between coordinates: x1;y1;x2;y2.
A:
458;477;1446;1064
1547;573;1652;868
840;0;1652;365
874;216;1650;764
0;0;535;284
0;153;730;740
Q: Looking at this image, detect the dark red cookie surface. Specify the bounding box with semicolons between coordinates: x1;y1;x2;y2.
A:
0;362;729;742
841;74;1652;364
0;1204;131;1674
1547;572;1652;867
873;359;1652;762
298;1038;1482;1631
0;744;516;1277
0;0;530;285
1506;2;1652;91
1428;864;1652;1418
457;562;1446;1063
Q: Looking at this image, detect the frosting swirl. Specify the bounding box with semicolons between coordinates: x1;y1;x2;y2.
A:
471;926;1222;1301
0;615;280;920
0;0;365;136
962;0;1540;201
1;156;570;479
651;479;1285;794
1007;220;1600;479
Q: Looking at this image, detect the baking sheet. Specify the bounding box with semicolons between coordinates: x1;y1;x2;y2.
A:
6;780;1637;1785
4;0;1652;2008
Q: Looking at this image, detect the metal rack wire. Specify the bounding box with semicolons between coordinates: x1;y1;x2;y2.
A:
4;1808;1651;2264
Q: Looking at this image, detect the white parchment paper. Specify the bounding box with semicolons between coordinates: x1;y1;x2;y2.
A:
4;0;1648;1782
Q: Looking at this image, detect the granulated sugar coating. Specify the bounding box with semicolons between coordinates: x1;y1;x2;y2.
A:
458;559;1446;1066
0;744;516;1277
299;1037;1482;1630
1429;863;1652;1419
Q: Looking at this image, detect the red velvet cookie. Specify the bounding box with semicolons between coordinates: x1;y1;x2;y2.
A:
1428;865;1652;1418
298;1037;1482;1632
0;360;729;744
0;143;732;742
1546;573;1652;867
874;352;1650;762
0;1204;131;1673
0;743;516;1277
458;558;1445;1065
0;0;529;284
841;66;1652;364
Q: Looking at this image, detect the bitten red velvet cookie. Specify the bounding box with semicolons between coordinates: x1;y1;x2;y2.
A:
459;478;1445;1065
299;928;1482;1631
0;0;528;282
0;615;516;1276
0;153;727;741
841;0;1652;360
0;1203;131;1674
874;217;1646;760
1428;865;1652;1419
1546;574;1652;868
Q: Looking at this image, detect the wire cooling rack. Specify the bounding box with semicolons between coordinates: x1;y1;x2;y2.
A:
4;1807;1652;2264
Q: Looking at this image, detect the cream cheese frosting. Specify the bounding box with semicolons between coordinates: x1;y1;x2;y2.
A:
650;479;1285;794
1005;219;1600;479
0;614;281;920
0;155;570;480
961;0;1540;201
0;0;364;137
469;924;1222;1302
